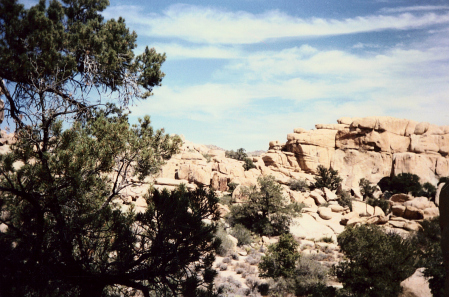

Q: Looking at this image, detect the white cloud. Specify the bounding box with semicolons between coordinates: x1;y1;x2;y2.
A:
104;4;449;44
151;43;240;59
380;5;449;14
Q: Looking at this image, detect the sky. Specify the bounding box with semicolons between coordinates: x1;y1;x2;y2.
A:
22;0;449;151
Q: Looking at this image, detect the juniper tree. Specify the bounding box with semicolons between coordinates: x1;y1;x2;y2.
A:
0;1;220;296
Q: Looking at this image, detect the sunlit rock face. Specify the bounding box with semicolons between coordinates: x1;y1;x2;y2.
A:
269;116;449;189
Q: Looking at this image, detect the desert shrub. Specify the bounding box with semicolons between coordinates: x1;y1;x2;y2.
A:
294;256;329;296
338;190;353;211
230;252;239;261
359;178;376;200
366;197;390;214
227;182;239;195
334;225;419;297
219;194;232;206
413;217;445;296
202;153;212;162
259;233;300;280
314;165;342;191
289;178;309;192
243;157;257;171
318;236;334;243
225;148;247;161
438;176;449;185
222;257;231;264
229;175;300;236
420;182;437;198
235;267;245;274
230;224;253;246
266;277;296;297
245;253;262;266
216;226;234;256
257;283;270;295
381;173;423;196
219;263;228;271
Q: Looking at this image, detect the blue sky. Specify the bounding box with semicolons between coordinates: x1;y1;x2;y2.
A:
23;0;449;150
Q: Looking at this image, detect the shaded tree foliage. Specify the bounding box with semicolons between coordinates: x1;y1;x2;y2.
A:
314;165;342;191
334;225;419;297
229;175;301;236
0;1;221;296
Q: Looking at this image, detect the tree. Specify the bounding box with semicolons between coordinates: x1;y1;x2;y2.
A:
243;157;256;171
0;1;220;296
225;148;247;161
259;233;300;280
359;178;376;200
379;173;423;196
313;165;342;191
229;175;300;236
334;225;419;297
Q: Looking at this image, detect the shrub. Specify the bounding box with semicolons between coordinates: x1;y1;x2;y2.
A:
215;226;234;256
314;165;342;191
359;178;376;200
225;148;248;161
227;182;239;195
334;225;419;297
259;233;300;280
338;190;353;211
243;157;257;171
222;257;231;264
413;217;445;296
289;178;309;192
367;197;390;214
381;173;423;196
318;236;334;243
219;263;228;271
229;175;300;236
219;194;232;206
230;224;253;246
294;257;329;296
420;182;437;199
202;153;212;162
438;176;449;185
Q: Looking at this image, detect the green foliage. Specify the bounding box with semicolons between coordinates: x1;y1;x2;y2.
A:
438;176;449;185
0;1;221;295
413;217;445;296
243;157;256;171
420;182;437;198
227;182;239;194
379;173;423;196
215;225;234;257
314;165;342;191
202;153;212;163
366;197;390;215
294;257;329;296
318;236;334;243
225;148;248;161
338;190;353;211
359;178;376;200
230;224;252;246
259;233;300;280
229;175;300;236
334;225;419;297
289;178;309;192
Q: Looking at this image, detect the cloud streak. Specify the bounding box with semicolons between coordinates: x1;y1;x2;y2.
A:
105;4;449;44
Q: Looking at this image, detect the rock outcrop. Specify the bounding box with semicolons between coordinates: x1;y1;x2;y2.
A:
267;116;449;188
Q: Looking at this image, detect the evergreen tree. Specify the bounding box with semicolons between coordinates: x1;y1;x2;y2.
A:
0;1;220;296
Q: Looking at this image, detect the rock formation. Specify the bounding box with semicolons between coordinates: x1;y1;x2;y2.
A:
268;116;449;188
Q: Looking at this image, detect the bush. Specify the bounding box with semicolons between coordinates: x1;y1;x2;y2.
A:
334;225;419;297
413;217;445;296
366;197;390;214
338;190;353;211
289;178;309;192
229;175;300;236
380;173;423;196
259;233;300;280
216;226;234;256
230;224;253;246
227;182;239;195
243;157;257;171
294;257;329;296
359;178;376;200
438;176;449;185
420;182;437;199
314;165;342;191
225;148;248;161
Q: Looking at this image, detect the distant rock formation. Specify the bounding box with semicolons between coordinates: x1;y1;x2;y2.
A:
267;116;449;188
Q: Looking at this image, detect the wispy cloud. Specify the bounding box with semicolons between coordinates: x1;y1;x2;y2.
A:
380;5;449;14
104;4;449;44
151;43;240;60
